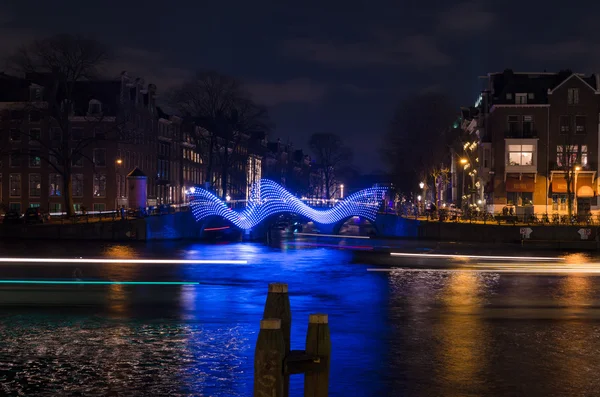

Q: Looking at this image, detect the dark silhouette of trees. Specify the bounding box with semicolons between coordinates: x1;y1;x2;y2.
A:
9;34;112;216
383;92;458;195
168;70;271;199
309;132;352;199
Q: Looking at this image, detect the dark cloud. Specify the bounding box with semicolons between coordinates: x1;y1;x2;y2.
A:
283;34;451;68
246;78;328;106
437;1;495;33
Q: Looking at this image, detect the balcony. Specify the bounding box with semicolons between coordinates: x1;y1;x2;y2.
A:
505;130;538;139
505;138;538;175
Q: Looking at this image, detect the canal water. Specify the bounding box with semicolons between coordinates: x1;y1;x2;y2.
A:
1;239;600;396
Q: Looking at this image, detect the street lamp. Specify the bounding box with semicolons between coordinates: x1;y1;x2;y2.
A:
116;159;123;165
419;182;424;189
417;195;422;202
340;184;344;199
226;195;231;202
460;158;468;165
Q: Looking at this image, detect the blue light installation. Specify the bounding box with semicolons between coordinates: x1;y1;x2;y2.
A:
187;179;388;230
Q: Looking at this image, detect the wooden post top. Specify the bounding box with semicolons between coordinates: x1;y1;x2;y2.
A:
308;314;328;324
260;318;282;329
268;283;288;293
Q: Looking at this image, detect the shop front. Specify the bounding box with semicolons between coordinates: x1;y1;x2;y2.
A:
505;177;535;218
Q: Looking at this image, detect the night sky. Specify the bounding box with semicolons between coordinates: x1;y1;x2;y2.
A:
1;0;598;172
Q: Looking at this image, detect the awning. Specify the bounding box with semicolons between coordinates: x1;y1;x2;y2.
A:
505;177;534;192
551;180;572;193
577;175;595;197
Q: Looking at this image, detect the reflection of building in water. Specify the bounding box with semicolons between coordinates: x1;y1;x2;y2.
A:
107;283;127;316
436;272;487;396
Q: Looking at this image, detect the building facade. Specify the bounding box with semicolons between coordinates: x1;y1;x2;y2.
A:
464;70;600;216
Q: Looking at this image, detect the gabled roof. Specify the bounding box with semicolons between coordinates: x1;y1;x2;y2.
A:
127;167;147;177
548;73;597;94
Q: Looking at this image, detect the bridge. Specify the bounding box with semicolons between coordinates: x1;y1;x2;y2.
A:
186;179;402;238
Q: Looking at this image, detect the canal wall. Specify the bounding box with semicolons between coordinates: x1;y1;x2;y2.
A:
0;218;147;241
399;217;600;246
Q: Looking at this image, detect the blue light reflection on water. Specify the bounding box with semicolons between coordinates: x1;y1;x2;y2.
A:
175;243;391;396
0;241;391;396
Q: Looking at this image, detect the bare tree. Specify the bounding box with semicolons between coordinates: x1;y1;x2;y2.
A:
383;93;457;194
309;133;352;199
168;70;271;199
557;135;582;219
9;34;111;216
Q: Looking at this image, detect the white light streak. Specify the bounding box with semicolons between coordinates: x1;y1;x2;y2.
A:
390;252;564;262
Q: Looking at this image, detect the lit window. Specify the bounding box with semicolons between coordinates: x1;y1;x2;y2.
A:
49;174;62;197
557;145;587;167
93;174;106;198
507;144;534;166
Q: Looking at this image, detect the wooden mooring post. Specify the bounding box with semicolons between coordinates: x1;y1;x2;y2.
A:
254;283;331;397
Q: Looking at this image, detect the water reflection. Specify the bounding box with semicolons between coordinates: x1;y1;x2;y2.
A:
437;272;487;396
4;241;600;395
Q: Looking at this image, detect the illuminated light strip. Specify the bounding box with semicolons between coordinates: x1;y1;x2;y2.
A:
294;232;371;239
367;268;600;274
0;280;198;285
390;252;564;262
187;179;387;230
0;257;247;265
204;226;231;231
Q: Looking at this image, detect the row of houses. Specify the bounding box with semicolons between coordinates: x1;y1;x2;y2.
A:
0;71;336;214
455;69;600;216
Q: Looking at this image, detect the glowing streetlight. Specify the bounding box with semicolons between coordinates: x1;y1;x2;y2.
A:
575;166;581;171
116;159;123;165
226;195;231;202
417;195;422;201
460;158;468;165
419;182;425;189
340;184;344;199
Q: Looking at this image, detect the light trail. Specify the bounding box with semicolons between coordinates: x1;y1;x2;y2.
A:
0;280;198;285
368;262;600;274
0;257;247;265
390;252;564;262
294;232;371;239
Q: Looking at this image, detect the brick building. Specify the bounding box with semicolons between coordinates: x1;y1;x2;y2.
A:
464;69;600;216
0;71;164;213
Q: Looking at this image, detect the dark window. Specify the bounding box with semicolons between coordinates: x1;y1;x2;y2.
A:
575;115;586;134
10;110;24;120
560;115;570;134
507;115;520;136
568;88;579;105
29;128;41;142
29;111;41;123
29;151;41;168
94;127;106;140
71;128;83;141
93;149;106;167
10;152;20;167
10;129;20;142
72;151;83;167
52;128;62;141
523;115;534;137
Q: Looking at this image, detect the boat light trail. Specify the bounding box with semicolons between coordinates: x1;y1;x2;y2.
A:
368;262;600;274
294;232;371;239
389;252;564;262
0;280;199;285
0;257;247;265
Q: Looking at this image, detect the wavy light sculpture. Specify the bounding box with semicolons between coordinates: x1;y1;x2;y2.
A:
187;179;387;230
